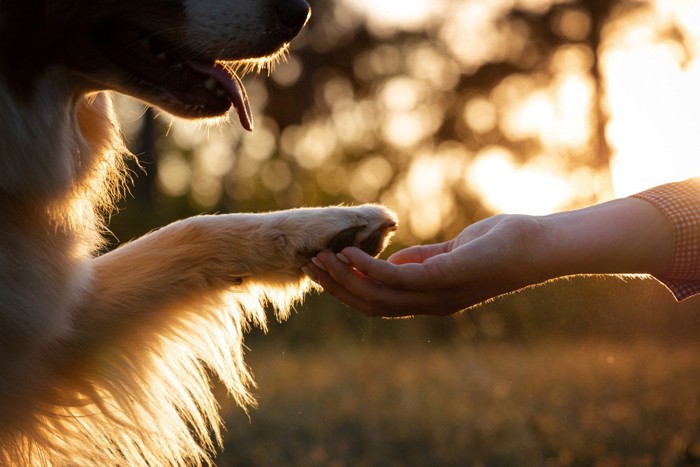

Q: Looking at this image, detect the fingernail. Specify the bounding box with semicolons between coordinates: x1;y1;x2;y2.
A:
311;257;327;272
336;253;350;264
301;266;318;282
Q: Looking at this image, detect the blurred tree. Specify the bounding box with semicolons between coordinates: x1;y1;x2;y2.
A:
110;0;667;245
104;0;700;341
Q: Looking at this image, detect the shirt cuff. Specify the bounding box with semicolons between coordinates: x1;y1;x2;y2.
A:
630;178;700;301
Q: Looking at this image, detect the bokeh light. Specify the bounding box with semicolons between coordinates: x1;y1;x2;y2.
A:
105;5;700;462
114;0;700;243
603;0;700;196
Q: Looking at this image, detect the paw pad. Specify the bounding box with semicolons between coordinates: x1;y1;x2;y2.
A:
326;220;397;256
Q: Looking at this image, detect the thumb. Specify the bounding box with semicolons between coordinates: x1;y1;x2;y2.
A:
388;242;450;265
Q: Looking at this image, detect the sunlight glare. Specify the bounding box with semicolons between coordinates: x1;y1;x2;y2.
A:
341;0;444;34
383;146;470;241
468;147;576;215
500;72;593;150
439;0;523;72
654;0;700;46
405;155;454;239
379;78;443;148
604;5;700;196
383;112;432;148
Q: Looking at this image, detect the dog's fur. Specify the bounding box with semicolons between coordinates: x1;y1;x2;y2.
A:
0;1;397;465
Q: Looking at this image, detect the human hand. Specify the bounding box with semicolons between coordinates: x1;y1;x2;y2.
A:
306;214;551;317
305;198;674;317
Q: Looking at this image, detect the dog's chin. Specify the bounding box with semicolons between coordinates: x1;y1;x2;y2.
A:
89;24;292;130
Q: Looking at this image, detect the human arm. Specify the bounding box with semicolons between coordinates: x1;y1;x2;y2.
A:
306;197;675;317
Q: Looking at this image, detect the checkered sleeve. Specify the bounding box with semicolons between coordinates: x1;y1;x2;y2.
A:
631;178;700;300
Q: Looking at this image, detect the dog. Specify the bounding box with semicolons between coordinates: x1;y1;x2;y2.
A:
0;1;398;465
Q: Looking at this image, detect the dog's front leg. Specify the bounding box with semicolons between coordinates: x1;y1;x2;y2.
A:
50;214;293;424
75;204;398;351
60;205;396;372
32;206;395;464
74;215;276;347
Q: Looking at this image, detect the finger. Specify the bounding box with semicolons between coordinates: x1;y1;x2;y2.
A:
307;255;392;314
306;260;373;309
312;263;457;317
308;264;388;316
315;248;370;283
387;243;451;265
314;251;466;316
338;247;445;292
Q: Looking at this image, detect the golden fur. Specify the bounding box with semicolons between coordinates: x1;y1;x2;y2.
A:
0;1;396;465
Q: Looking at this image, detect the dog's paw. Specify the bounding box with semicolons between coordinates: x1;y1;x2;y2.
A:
213;205;397;286
268;204;398;265
324;206;398;257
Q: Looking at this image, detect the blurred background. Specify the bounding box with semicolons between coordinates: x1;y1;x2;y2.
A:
108;0;700;464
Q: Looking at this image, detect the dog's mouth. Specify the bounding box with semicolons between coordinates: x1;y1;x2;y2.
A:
92;25;255;130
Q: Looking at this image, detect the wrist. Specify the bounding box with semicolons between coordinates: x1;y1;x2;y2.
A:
539;198;673;278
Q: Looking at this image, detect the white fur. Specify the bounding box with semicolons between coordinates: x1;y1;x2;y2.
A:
0;0;396;465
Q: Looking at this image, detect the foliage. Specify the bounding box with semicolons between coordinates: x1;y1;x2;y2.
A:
105;0;700;340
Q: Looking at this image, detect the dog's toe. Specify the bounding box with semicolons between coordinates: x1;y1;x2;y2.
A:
357;220;398;256
326;219;397;256
327;226;364;254
287;204;398;262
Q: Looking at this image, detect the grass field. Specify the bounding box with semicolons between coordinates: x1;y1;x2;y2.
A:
214;339;700;466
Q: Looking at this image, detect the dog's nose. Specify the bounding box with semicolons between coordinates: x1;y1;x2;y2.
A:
274;0;311;38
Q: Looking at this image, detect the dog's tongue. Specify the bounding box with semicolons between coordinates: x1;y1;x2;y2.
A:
188;62;254;131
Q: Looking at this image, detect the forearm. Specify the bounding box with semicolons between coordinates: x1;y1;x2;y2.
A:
538;197;674;279
308;193;683;317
